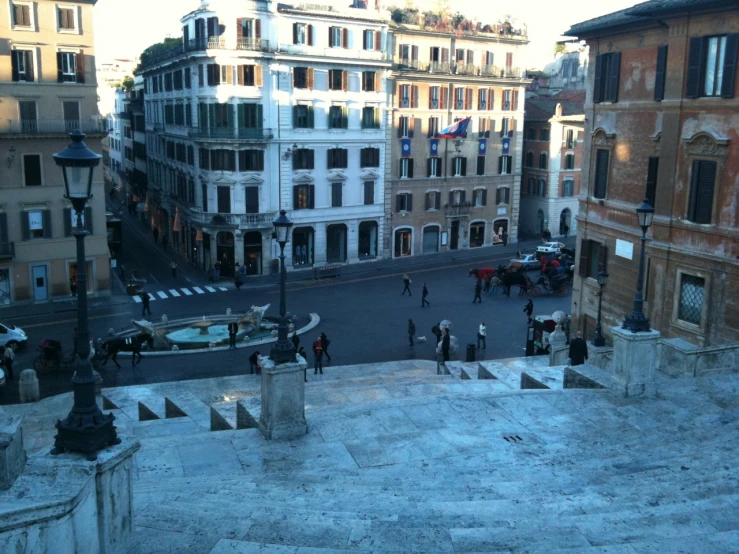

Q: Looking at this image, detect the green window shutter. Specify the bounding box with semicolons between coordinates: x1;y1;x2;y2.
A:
237;104;245;128
256;104;263;128
43;210;52;238
21;212;30;241
307;106;314;128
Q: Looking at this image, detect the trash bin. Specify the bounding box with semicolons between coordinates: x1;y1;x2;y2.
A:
466;344;476;362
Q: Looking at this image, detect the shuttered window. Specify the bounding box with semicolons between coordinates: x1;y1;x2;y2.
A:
593;52;621;103
593;149;610;199
293;185;315;210
687;160;716;224
360;148;380;167
578;239;608;278
654;45;668;101
685;34;738;98
645;156;659;207
23;154;42;186
327;148;348;169
293;149;314;170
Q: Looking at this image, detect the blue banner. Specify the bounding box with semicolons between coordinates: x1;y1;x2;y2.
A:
430;139;439;156
502;137;510;154
479;139;487;155
401;138;411;157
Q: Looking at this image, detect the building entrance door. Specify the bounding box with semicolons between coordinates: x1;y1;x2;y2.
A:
31;265;48;301
450;220;460;250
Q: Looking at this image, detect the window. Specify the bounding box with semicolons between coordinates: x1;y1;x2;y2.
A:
173;70;183;90
428;117;439;137
363;181;374;205
25;210;50;240
593;52;621;103
399;158;413;179
11;50;34;82
563;178;574;197
293;105;314;129
449;190;465;205
452;156;467;176
329;26;346;48
473;189;487;207
539;152;548;169
360;147;380;167
398;116;410;138
425;191;440;210
23;154;42;186
427;157;442;177
362;71;378;92
678;274;705;325
478;118;489;138
527;128;536;140
199;148;210;169
498;155;512;175
331;182;343;207
478;89;487;110
539;128;550;141
593;149;610;199
566;129;576;148
398;84;418;108
327;148;348;169
564;151;575;169
526;152;533;167
217;186;231;213
293;185;314;209
293;148;314;170
245;187;259;213
12;2;31;27
429;86;440;109
293;67;313;89
687;159;716;224
293;23;312;45
538;178;546;197
238;103;262;128
19;100;36;132
361;106;379;129
686;35;739;99
528;177;535;194
454;87;465;110
646;156;659;207
328;105;347;129
238;65;261;87
57;52;83;83
185;67;191;88
396;193;412;212
476;155;485;176
579;239;607;279
238;149;264;171
496;187;510;205
164;72;173;91
211;149;236;171
363;29;379;51
500;118;510;137
328;69;347;91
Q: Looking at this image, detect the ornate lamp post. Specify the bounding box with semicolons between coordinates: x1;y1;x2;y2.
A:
622;199;655;333
270;210;296;365
51;130;120;460
591;269;609;346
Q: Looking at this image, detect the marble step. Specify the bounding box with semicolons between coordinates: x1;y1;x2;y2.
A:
102;388;168;421
520;365;567;389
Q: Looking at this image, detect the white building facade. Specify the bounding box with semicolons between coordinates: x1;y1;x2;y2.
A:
139;0;389;276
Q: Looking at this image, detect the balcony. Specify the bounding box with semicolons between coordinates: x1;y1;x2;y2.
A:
0;242;14;260
188;127;273;142
444;201;474;217
191;211;276;229
0;119;107;136
480;65;524;79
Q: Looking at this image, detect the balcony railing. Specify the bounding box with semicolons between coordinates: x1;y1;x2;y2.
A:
0;119;106;135
191;211;276;228
186;37;272;53
392;60;523;79
444;201;474;216
0;242;14;259
188;127;273;141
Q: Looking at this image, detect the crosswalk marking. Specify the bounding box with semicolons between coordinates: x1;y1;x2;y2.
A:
148;293;156;301
133;295;142;303
219;287;228;291
169;289;181;297
129;285;231;303
157;291;168;299
181;288;193;296
193;287;205;294
205;286;216;293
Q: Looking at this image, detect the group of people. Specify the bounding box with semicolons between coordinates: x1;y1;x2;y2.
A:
401;275;430;307
0;344;15;381
243;332;332;383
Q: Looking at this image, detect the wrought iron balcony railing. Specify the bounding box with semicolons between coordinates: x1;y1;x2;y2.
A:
0;119;106;135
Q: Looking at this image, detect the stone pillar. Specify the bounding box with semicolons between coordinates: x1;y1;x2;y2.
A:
258;356;308;440
234;232;244;266
0;416;25;490
611;326;660;398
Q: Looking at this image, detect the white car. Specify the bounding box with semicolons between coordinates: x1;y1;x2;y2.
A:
509;254;540;271
0;323;27;350
536;242;566;256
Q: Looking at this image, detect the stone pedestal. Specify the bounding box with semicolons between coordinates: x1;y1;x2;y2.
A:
0;416;25;490
18;369;39;403
258;356;308;440
611;326;660;398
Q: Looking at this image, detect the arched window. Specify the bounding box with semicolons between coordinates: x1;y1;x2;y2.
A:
526;151;533;167
564;152;575;170
538;178;546;197
539;152;548;169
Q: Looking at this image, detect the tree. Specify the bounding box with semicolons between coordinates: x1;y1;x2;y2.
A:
135;37;183;72
122;76;134;90
554;43;566;56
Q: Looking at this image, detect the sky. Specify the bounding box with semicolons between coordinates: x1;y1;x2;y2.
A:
93;0;639;69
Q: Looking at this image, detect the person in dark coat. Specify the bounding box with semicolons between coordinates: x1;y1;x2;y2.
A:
249;351;261;374
441;328;450;362
473;279;482;303
432;323;442;345
568;332;589;366
502;230;508;246
401;274;412;296
297;346;308;381
140;292;152;318
421;283;430;307
320;332;331;362
524;299;533;325
291;332;300;352
312;337;324;374
227;321;239;349
408;319;416;346
2;346;14;381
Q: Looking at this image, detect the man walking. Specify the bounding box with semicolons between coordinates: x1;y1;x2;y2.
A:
170;260;178;279
477;322;487;349
291;332;300;352
3;345;14;381
320;332;332;362
248;350;262;374
421;283;430;307
408;319;416;347
441;328;450;362
473;279;482;303
140;291;152;318
401;274;412;296
524;299;534;326
312;336;324;374
227;320;239;349
568;331;589;366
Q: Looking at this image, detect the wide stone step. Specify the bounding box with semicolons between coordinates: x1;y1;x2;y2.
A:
520;365;567;389
102;388;168;422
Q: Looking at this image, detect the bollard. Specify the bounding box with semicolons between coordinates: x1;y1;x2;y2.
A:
162;314;168;324
18;369;40;403
466;344;476;362
226;308;232;316
171;345;179;351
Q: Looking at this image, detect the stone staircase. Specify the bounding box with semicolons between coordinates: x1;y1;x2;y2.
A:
5;358;739;553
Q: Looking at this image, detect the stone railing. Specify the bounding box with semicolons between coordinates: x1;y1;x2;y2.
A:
191;211;277;228
658;338;738;377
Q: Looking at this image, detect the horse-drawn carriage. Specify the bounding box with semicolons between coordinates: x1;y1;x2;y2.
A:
33;339;107;373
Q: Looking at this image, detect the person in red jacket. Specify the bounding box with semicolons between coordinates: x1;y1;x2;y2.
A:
312;337;324;374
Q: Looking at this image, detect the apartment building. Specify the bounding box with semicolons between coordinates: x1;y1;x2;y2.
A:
385;19;529;257
520;91;585;239
566;0;739;346
0;0;108;306
138;0;389;276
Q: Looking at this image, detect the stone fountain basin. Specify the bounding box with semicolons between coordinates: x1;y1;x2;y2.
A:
165;324;256;350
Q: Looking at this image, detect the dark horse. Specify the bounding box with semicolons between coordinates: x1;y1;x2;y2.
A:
497;265;531;297
101;333;153;369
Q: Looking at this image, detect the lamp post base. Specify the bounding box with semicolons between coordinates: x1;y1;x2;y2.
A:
52;413;120;461
622;312;651;333
591;335;606;347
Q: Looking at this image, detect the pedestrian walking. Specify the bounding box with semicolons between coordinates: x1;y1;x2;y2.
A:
214;260;221;280
568;332;589;366
477;322;487;349
421;283;430;307
248;350;262;374
235;268;243;290
320;332;332;362
70;277;77;297
239;262;247;279
227;321;239;349
170;260;178;279
441;328;450;362
408;319;416;346
298;346;308;381
291;332;300;352
524;299;534;326
502;230;508;246
401;274;412;296
140;292;152;318
473;279;482;303
312;337;324;374
152;227;159;244
208;265;216;283
3;345;14;381
563;224;569;238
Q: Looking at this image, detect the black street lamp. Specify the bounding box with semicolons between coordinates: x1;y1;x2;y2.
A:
270;210;296;365
51;130;120;460
591;269;609;346
622;198;655;333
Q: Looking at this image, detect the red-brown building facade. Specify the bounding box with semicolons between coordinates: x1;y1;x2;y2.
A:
566;0;739;347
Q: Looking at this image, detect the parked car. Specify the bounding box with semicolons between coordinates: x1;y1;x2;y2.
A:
0;323;27;350
509;254;540;271
536;242;566;256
